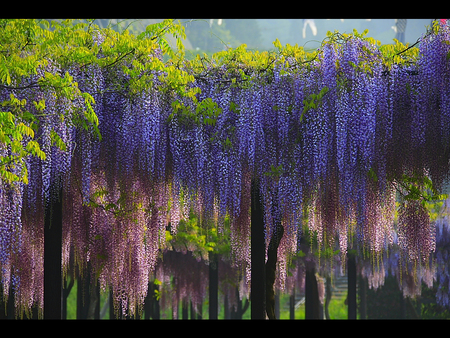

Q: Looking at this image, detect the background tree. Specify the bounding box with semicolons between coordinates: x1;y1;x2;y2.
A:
184;19;239;53
224;19;263;51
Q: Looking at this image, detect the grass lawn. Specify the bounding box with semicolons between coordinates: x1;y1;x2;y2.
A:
65;281;350;319
278;291;350;320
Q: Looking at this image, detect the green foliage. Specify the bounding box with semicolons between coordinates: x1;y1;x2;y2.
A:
0;19;201;186
301;86;329;122
264;164;284;179
169;97;222;127
167;211;231;261
196;94;217;115
397;172;448;204
0;19;99;185
379;39;419;71
0;94;44;184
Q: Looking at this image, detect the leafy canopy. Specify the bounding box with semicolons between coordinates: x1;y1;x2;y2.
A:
0;19;197;186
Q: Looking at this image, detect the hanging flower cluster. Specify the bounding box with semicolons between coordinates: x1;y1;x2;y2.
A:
1;19;450;317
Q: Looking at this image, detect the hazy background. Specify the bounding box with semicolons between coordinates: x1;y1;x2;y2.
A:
182;18;434;52
95;18;436;53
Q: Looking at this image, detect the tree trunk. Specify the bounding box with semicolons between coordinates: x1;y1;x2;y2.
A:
325;276;332;319
109;290;123;319
230;286;249;319
77;268;90;319
144;281;160;319
153;282;160;319
208;251;218;319
197;298;203;319
224;294;230;319
305;265;321;319
77;265;100;319
251;179;266;319
347;252;357;319
0;286;15;319
190;301;197;320
358;275;367;319
44;186;63;319
144;282;152;319
265;213;284;319
400;292;406;319
289;289;295;319
87;282;100;319
182;298;188;319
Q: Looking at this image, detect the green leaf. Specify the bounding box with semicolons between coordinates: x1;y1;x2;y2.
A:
50;129;66;151
273;38;282;50
17;123;34;139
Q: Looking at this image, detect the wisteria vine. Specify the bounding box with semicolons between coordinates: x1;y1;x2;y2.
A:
1;20;450;317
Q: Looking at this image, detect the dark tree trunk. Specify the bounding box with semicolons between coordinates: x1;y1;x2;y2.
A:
348;252;357;319
109;291;115;319
265;213;284;319
153;282;160;319
224;294;230;319
208;251;218;319
197;298;203;319
0;286;15;319
305;265;321;319
109;291;123;319
190;301;197;320
229;287;239;319
144;281;160;319
251;179;266;319
44;187;63;319
144;282;152;319
358;275;367;319
77;267;100;319
230;286;249;319
88;282;100;319
77;265;100;319
182;298;188;319
325;276;332;319
289;289;295;320
275;291;280;319
400;292;406;319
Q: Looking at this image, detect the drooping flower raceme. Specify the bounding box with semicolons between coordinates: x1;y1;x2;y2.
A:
3;23;450;317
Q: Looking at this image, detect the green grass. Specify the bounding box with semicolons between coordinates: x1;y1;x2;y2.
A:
65;281;350;320
278;292;350;319
66;282;77;319
65;280;111;319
